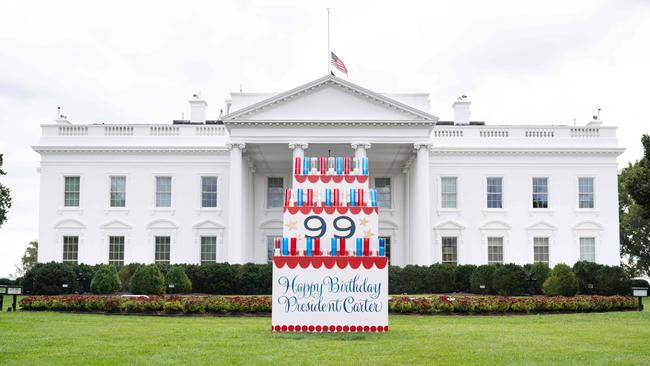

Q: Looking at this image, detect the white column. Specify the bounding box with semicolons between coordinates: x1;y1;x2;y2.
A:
351;143;371;158
227;143;245;263
412;144;432;265
289;142;308;161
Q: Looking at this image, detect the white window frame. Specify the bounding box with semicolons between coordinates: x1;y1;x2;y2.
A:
265;176;286;210
480;223;510;265
579;237;596;262
107;174;129;210
484;176;505;211
531;176;550;210
107;235;126;266
438;176;459;211
577;176;596;210
526;224;556;265
440;236;459;265
373;176;393;210
198;175;222;211
572;222;603;263
434;222;465;264
60;234;81;264
193;225;225;263
58;173;84;213
153;175;174;210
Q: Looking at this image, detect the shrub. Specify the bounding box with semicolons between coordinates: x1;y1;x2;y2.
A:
424;264;456;293
165;266;192;294
237;263;272;295
191;263;239;294
594;266;630;296
543;264;578;296
573;261;603;294
129;264;165;295
0;278;17;286
118;263;141;292
523;263;550;295
631;278;650;288
32;262;78;295
90;265;121;294
470;265;497;294
75;263;99;294
493;263;527;296
388;266;404;294
454;264;477;293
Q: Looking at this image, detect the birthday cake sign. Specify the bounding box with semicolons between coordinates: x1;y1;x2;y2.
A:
272;156;389;332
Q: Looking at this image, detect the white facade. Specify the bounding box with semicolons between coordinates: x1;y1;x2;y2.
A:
33;75;624;267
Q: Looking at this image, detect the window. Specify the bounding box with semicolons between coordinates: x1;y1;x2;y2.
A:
109;236;125;266
64;176;80;207
486;177;503;208
578;177;594;209
267;177;284;208
110;176;126;207
63;236;79;264
580;237;596;262
201;176;218;208
379;236;391;261
267;236;282;263
533;237;549;264
532;177;548;209
155;176;172;207
375;177;391;209
441;236;457;265
487;237;503;264
155;236;171;264
440;177;457;209
201;236;217;264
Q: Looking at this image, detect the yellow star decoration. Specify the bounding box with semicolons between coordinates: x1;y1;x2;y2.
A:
359;217;368;226
285;219;297;231
363;228;375;239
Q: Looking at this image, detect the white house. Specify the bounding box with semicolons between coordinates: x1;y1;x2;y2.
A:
33;75;623;267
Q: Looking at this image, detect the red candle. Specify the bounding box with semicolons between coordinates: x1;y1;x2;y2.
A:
358;188;364;206
319;156;326;175
344;156;351;175
290;237;297;256
363;238;370;256
314;237;320;255
274;238;281;249
333;189;339;206
284;188;291;207
307;189;313;206
294;157;301;175
339;238;346;256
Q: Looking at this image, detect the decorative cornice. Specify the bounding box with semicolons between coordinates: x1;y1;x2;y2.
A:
413;143;434;152
428;147;625;156
223;75;438;121
288;142;309;150
32;146;229;154
223;120;436;127
225;143;246;151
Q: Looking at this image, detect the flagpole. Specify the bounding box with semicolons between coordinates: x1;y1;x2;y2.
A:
327;8;331;74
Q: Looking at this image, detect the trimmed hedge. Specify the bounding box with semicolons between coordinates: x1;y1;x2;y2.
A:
90;265;121;294
493;264;527;296
129;265;165;295
543;264;578;296
165;266;192;294
23;261;636;296
19;294;637;315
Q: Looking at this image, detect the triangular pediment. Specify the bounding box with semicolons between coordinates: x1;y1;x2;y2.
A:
100;219;132;230
193;220;226;230
480;220;511;230
572;220;604;231
223;75;437;122
54;219;86;229
526;221;557;231
147;219;178;230
434;220;466;230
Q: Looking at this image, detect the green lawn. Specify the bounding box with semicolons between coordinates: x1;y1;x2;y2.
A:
1;300;649;365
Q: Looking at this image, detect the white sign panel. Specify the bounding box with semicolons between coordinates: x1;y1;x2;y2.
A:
272;257;388;332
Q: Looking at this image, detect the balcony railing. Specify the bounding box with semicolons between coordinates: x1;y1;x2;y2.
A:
46;124;228;139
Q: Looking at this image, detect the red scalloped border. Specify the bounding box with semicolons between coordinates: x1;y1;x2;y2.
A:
273;256;388;269
283;206;378;215
272;324;388;332
294;175;369;184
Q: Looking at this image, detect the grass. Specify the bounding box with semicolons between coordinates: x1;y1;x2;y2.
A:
0;299;649;365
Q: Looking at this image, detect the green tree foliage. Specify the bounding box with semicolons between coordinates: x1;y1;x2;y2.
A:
0;154;12;228
492;263;527;296
543;263;578;296
16;240;38;276
90;265;121;294
165;266;192;294
129;264;165;295
619;135;650;277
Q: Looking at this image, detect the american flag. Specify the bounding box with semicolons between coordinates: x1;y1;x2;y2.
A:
330;52;348;74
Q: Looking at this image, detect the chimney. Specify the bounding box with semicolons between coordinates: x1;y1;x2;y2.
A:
452;95;471;125
189;94;208;123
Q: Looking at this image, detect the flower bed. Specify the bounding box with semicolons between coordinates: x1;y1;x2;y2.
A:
19;294;637;315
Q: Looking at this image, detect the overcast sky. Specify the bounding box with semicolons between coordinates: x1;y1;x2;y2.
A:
0;0;649;277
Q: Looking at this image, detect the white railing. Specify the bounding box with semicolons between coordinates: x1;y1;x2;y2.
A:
104;126;134;136
434;129;463;138
571;127;599;138
58;126;88;136
480;129;509;138
524;128;555;138
150;126;180;136
196;126;225;136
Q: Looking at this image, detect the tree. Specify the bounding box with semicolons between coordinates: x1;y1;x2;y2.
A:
619;135;650;277
16;240;38;276
0;154;12;228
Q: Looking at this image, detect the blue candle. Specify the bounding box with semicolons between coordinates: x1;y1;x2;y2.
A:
306;237;313;256
325;188;331;206
335;157;343;175
282;237;289;256
302;156;310;175
356;238;363;256
370;189;377;207
297;188;303;207
349;188;356;206
330;237;337;256
379;237;385;257
362;157;368;175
